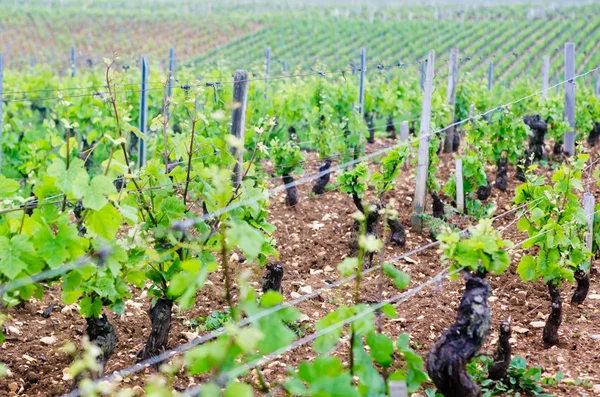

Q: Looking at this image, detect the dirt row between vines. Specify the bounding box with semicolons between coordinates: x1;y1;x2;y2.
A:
1;139;600;396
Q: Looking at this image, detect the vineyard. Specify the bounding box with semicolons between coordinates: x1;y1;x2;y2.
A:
1;0;600;396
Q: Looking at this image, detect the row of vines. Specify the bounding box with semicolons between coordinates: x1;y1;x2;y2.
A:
1;53;600;396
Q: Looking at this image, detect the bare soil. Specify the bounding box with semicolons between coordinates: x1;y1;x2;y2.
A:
1;138;600;396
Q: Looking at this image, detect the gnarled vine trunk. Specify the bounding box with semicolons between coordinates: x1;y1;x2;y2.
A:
427;272;491;397
365;112;376;144
139;297;173;364
72;315;116;389
489;319;512;380
476;179;492;201
495;159;508;192
387;218;406;248
588;122;600;147
386;116;396;139
523;115;547;161
312;159;332;195
282;174;299;207
263;263;284;294
571;268;590;305
431;193;445;219
543;283;562;347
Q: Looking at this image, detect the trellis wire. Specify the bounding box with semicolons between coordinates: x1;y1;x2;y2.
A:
173;63;600;233
181;217;599;397
62;199;538;397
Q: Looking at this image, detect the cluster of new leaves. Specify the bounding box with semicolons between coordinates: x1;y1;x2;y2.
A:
270;138;304;177
338;146;410;201
465;107;530;166
439;218;513;276
515;154;589;286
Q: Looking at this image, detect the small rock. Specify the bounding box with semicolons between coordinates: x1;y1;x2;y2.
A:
22;354;35;362
556;356;565;363
40;336;57;345
298;314;310;322
488;296;498;302
589;294;600;300
8;383;18;392
62;368;73;381
590;334;600;341
125;300;143;309
310;269;323;275
5;368;13;377
513;326;530;334
299;286;313;295
403;257;417;264
290;291;302;299
592;384;600;394
324;265;334;273
517;290;527;298
7;326;20;335
530;321;545;328
509;296;519;305
230;252;239;262
182;332;199;342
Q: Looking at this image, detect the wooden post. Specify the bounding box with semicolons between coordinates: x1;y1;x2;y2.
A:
399;121;409;142
419;60;425;91
595;73;600;97
389;381;408;397
231;70;249;189
400;120;410;171
564;42;575;156
455;158;464;212
138;56;149;169
0;53;3;169
167;47;175;103
444;48;459;153
487;61;493;91
358;47;366;117
71;46;76;77
411;50;435;233
542;56;550;98
264;48;271;100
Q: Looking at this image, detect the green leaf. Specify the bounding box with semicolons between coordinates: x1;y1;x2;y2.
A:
235;328;263;353
83;175;117;211
224;383;253;397
47;158;89;198
338;257;359;277
383;263;410;290
0;176;20;199
86;203;123;240
0;235;36;280
517;255;537;282
227;221;265;260
366;333;394;367
381;303;398;319
80;296;103;318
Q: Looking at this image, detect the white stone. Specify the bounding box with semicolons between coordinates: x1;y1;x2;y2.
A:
588;294;600;300
299;286;313;295
513;326;530;334
298;314;310;322
324;266;334;273
7;326;20;335
530;321;546;328
290;292;302;299
40;336;57;345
